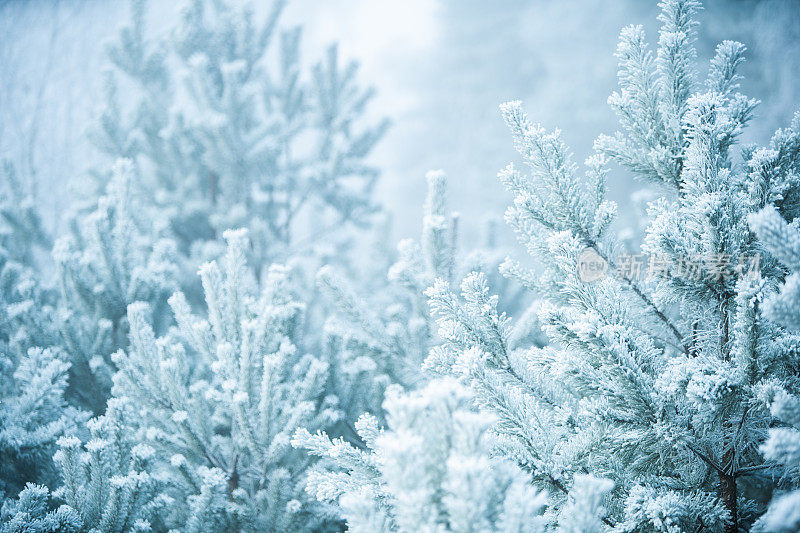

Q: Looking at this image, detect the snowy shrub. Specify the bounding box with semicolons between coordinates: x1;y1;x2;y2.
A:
0;484;82;533
2;0;800;530
316;169;538;433
293;377;614;532
0;161;51;268
110;228;340;531
313;170;460;425
93;0;388;279
426;0;800;530
0;347;87;499
1;404;168;533
51;408;171;533
749;205;800;532
54;160;179;412
0;162;86;497
0;161;59;358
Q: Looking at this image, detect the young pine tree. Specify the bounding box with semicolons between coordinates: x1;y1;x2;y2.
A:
315;169;537;432
1;483;83;533
293;377;614;532
0;162;87;497
94;0;388;282
313;170;461;425
0;160;59;360
426;1;800;530
110;228;340;531
748;205;800;532
54;160;179;413
1;405;171;533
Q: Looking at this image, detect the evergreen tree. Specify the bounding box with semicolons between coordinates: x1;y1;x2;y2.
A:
1;404;170;533
316;169;536;433
426;1;800;529
1;483;82;533
54;159;179;413
0;162;87;497
293;377;614;532
93;0;388;284
314;170;460;425
0;161;51;269
0;160;58;359
748;205;800;532
4;0;800;530
50;407;171;533
0;346;87;499
110;228;339;531
1;0;394;514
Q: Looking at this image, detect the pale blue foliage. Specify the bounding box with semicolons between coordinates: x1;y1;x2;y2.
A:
94;0;388;276
557;475;615;533
0;162;87;497
315;169;534;433
0;347;87;498
425;273;591;500
425;0;800;529
749;204;800;330
748;206;800;532
0;484;82;533
53;160;179;412
0;161;51;268
110;228;339;531
3;0;800;530
2;0;393;522
293;377;614;532
52;408;171;532
313;170;461;425
752;386;800;533
0;161;58;358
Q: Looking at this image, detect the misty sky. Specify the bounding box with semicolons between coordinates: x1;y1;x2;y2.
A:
1;0;799;244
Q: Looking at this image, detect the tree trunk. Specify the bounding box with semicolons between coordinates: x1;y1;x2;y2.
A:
720;448;737;533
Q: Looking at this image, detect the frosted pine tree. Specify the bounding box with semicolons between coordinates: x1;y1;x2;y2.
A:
748;205;800;532
313;170;459;424
2;161;166;524
1;483;83;533
78;0;395;424
94;0;388;283
0;346;87;499
293;377;614;532
0;160;59;358
109;228;339;531
316;169;537;431
1;404;170;533
0;161;51;269
54;160;179;413
52;407;171;533
1;162;87;497
426;1;800;530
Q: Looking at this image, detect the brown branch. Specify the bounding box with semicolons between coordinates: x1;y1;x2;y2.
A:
585;238;690;355
685;443;725;475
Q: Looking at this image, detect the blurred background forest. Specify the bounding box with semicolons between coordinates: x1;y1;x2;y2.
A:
2;0;799;242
